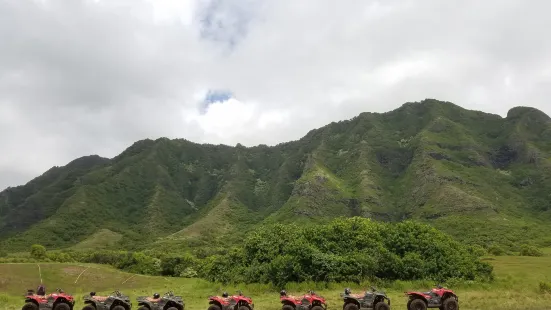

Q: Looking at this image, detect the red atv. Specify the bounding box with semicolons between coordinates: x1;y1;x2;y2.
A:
405;285;458;310
207;291;254;310
23;288;75;310
279;290;327;310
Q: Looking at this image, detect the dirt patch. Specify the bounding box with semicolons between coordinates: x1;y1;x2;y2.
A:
63;267;84;275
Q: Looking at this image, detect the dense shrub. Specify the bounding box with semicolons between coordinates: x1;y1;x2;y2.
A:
487;244;505;256
539;281;551;293
520;245;544;257
199;217;494;286
30;244;46;259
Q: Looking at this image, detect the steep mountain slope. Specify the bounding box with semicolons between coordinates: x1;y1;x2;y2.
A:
2;99;551;251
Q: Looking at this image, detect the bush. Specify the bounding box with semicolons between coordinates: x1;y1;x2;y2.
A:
199;217;494;285
520;245;544;257
539;281;551;293
468;245;486;257
488;244;505;256
30;244;46;259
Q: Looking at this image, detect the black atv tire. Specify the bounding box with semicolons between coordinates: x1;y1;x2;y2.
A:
137;307;149;310
408;299;427;310
22;302;38;310
54;303;71;310
238;306;250;310
208;305;222;310
82;305;95;310
282;305;294;310
344;303;359;310
166;307;178;310
112;306;126;310
442;298;458;310
374;302;390;310
312;306;324;310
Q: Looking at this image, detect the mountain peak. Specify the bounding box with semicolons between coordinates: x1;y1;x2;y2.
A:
507;106;550;121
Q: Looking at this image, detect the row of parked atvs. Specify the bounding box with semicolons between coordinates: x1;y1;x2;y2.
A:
22;285;458;310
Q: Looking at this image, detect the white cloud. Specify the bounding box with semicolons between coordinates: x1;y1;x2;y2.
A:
1;0;551;189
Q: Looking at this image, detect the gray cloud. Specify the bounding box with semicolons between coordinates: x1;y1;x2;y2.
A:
1;0;550;190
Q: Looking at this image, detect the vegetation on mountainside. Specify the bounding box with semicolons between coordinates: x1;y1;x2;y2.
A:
1;99;551;253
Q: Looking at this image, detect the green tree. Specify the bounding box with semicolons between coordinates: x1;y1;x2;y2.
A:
30;244;46;259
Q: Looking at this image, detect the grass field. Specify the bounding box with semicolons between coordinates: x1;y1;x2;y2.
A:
2;254;551;310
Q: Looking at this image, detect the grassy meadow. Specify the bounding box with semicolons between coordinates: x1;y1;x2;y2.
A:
2;253;551;310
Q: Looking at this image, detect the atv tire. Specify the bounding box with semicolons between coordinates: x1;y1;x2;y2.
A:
408;299;427;310
312;306;324;310
282;305;294;310
208;305;222;310
54;303;71;310
82;305;95;310
22;302;38;310
442;298;458;310
238;306;250;310
374;302;390;310
112;306;126;310
166;307;178;310
344;304;358;310
137;307;148;310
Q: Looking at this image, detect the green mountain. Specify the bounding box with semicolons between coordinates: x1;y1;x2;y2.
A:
2;99;551;252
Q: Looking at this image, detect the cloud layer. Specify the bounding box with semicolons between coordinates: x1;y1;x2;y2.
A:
1;0;550;189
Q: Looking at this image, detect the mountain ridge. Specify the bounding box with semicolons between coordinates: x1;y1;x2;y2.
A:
2;99;551;252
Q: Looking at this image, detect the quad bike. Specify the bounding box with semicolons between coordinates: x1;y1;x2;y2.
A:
207;291;254;310
405;285;458;310
279;290;327;310
82;290;132;310
23;288;75;310
136;291;185;310
341;287;390;310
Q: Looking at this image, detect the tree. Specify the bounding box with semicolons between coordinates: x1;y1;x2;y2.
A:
30;244;46;259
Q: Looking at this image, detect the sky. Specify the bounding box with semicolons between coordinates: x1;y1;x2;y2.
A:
1;0;551;190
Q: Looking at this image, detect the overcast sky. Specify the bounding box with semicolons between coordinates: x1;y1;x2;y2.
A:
1;0;550;190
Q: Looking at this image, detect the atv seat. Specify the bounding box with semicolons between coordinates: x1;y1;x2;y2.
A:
349;294;365;299
146;297;161;302
92;296;109;302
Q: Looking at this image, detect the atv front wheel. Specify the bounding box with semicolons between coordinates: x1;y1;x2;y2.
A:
22;302;38;310
408;299;427;310
282;305;294;310
54;303;71;310
311;306;324;310
82;305;95;310
137;307;148;310
374;302;389;310
344;303;358;310
112;306;126;310
208;305;221;310
442;298;458;310
166;307;178;310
